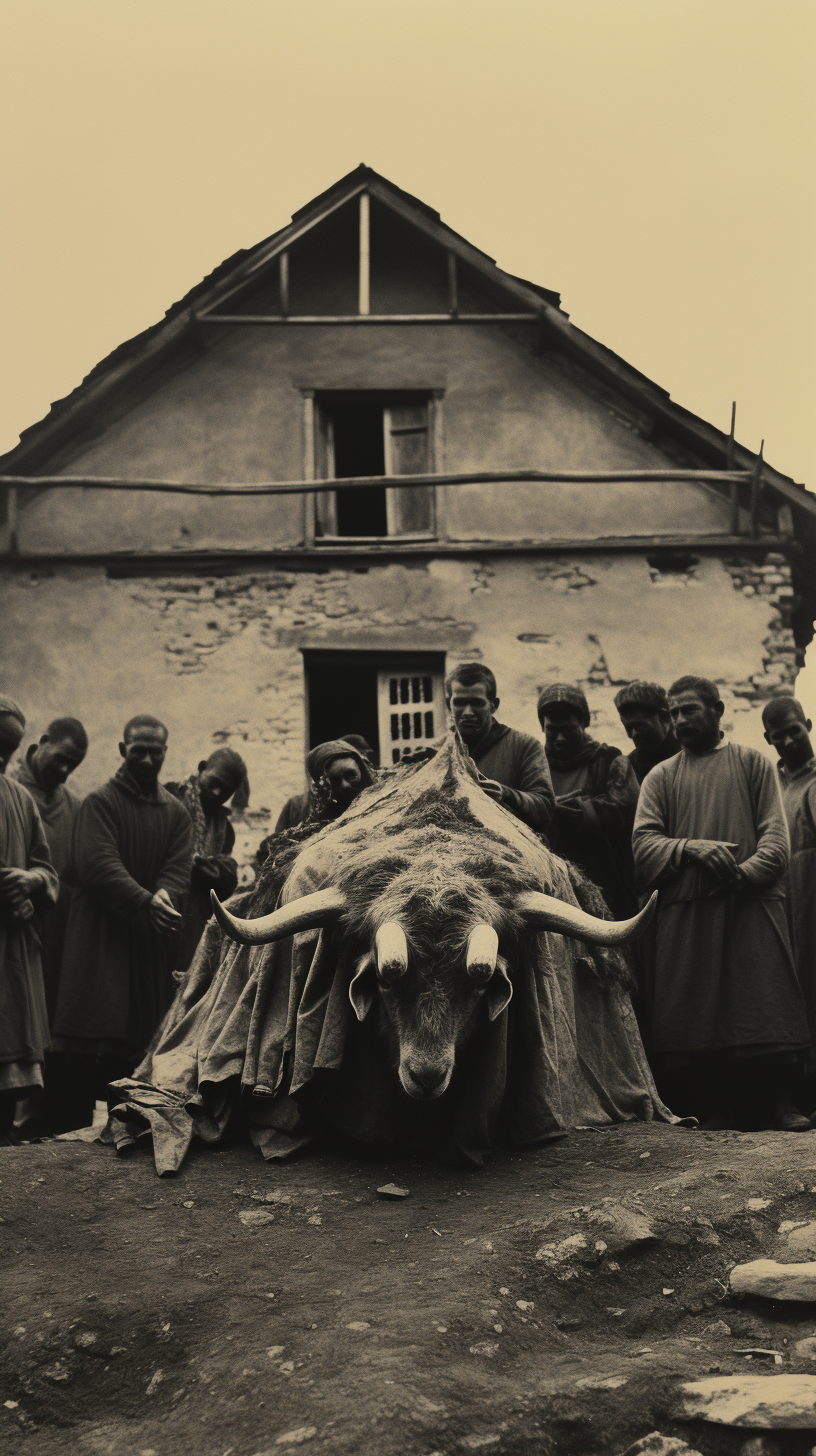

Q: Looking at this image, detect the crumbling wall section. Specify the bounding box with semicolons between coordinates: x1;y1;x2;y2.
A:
0;550;799;876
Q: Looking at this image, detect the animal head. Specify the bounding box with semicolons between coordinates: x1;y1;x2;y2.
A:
212;735;655;1102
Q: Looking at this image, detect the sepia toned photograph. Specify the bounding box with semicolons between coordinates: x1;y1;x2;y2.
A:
1;2;814;1453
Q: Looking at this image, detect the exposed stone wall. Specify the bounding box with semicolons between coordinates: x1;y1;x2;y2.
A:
0;550;800;877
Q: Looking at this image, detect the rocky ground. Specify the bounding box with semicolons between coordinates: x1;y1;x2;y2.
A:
1;1121;816;1456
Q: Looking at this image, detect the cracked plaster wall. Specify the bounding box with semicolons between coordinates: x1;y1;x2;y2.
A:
0;551;798;873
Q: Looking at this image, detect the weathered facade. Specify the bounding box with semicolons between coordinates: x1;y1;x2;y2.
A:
2;167;814;870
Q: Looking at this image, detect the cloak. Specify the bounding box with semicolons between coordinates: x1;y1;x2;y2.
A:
0;774;58;1087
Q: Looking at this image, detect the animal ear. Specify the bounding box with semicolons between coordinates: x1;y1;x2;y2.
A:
349;954;377;1022
485;959;513;1022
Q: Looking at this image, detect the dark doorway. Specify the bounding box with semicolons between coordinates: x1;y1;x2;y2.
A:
331;401;387;536
306;659;381;764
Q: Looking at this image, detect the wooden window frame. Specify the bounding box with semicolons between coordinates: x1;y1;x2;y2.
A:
306;391;443;545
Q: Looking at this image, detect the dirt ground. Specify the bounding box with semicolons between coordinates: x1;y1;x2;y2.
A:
2;1121;816;1456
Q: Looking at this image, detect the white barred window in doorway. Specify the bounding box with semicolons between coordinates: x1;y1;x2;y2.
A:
377;670;446;764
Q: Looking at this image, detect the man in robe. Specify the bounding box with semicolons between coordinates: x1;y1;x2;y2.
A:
10;716;88;1021
633;675;810;1130
445;664;554;833
275;734;374;832
51;715;193;1131
614;681;680;785
166;746;249;974
762;694;816;1099
0;697;58;1141
538;683;639;918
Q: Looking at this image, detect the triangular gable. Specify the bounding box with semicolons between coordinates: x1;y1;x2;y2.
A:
1;162;813;549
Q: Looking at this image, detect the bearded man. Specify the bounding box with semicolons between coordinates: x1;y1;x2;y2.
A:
538;683;639;918
0;697;58;1139
633;675;810;1131
762;694;816;1064
10;717;88;1020
51;715;193;1130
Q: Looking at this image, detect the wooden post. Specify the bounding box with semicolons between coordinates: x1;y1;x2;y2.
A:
279;251;289;317
447;252;459;318
302;392;316;546
6;485;18;556
750;439;765;537
358;193;370;316
727;401;739;533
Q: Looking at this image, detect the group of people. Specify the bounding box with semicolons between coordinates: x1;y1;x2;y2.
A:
0;660;814;1141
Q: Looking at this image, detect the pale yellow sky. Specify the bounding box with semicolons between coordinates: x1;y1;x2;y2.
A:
1;0;814;708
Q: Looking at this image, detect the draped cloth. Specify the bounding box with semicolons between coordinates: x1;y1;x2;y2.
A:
105;736;678;1175
0;774;58;1089
779;758;816;1047
633;742;809;1060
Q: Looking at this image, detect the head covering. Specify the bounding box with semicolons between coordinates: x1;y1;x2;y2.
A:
204;746;250;809
0;695;25;729
306;739;375;787
613;681;670;714
536;683;591;727
337;732;375;761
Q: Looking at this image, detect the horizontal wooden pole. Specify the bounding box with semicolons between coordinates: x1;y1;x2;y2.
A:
196;312;541;325
0;468;753;499
1;535;793;571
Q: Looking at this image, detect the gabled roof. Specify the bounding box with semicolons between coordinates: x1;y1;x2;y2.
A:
1;164;813;536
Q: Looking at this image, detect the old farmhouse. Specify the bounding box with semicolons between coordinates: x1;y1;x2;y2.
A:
2;165;815;866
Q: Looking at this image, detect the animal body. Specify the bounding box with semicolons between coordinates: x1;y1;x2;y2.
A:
108;733;674;1172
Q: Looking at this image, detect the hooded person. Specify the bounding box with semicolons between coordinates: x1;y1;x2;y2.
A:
166;747;250;975
0;697;59;1138
274;734;375;833
304;739;376;821
538;683;640;919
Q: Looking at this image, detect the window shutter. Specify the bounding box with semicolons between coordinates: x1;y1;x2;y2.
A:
313;406;338;537
384;404;434;536
377;670;446;765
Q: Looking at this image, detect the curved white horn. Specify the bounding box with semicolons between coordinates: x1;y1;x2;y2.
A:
516;890;658;946
211;887;347;946
467;924;499;981
375;922;408;980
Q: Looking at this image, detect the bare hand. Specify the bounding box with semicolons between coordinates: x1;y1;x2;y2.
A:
684;840;741;883
193;856;221;884
0;867;34;899
149;888;182;933
476;775;504;803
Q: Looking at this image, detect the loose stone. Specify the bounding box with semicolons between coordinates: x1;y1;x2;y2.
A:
729;1260;816;1301
680;1374;816;1427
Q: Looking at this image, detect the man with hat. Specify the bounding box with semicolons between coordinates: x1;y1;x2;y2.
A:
614;681;680;785
0;697;59;1140
538;682;639;918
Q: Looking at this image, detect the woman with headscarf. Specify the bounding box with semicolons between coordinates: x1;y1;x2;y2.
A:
166;747;250;974
0;697;58;1140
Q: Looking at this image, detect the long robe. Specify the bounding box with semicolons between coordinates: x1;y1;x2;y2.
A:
547;741;640;918
633;741;808;1059
0;774;59;1089
779;758;816;1046
53;768;193;1058
10;748;81;1022
104;736;677;1175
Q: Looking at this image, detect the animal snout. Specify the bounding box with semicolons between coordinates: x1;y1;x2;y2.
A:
400;1057;453;1101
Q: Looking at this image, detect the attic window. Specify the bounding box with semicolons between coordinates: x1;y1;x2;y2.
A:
312;393;436;539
